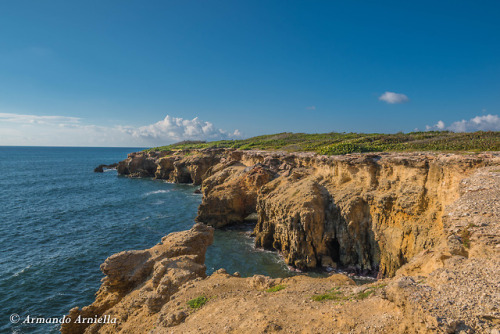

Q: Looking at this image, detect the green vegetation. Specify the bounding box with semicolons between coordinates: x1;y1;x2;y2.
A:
355;289;375;300
147;131;500;155
311;288;344;301
460;223;476;249
265;284;286;293
187;296;208;309
312;284;387;302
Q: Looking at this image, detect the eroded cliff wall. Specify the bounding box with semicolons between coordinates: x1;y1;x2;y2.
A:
117;149;498;277
72;151;500;333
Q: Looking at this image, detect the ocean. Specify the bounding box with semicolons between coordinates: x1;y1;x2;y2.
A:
0;147;290;333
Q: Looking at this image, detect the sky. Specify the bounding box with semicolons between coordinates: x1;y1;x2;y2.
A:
0;0;499;147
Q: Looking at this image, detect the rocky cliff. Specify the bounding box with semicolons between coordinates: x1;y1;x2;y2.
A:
61;223;214;334
116;149;499;277
68;153;500;332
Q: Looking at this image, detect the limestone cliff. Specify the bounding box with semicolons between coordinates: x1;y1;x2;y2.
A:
68;160;500;333
117;149;224;184
116;149;499;277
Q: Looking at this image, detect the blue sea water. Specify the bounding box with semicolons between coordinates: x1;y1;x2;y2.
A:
0;147;290;333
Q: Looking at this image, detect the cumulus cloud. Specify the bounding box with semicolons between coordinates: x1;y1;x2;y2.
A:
378;91;409;104
434;120;445;130
0;113;241;147
425;114;500;132
119;115;240;142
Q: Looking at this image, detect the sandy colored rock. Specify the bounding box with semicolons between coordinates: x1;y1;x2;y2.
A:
61;223;214;334
118;149;499;276
77;150;500;333
197;163;274;227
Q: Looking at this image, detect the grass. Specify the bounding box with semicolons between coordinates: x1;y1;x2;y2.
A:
312;284;386;302
311;288;345;301
187;296;208;309
355;289;375;300
146;131;500;155
265;284;286;293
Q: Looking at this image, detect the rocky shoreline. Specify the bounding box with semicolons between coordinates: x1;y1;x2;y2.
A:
69;149;500;333
116;149;499;276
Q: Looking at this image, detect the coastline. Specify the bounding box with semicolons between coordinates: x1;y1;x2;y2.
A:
64;149;500;333
116;149;500;276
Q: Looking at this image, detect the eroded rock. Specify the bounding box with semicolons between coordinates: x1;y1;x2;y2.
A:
68;157;500;333
117;150;499;277
61;223;213;334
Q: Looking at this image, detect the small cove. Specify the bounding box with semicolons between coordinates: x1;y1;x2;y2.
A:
0;147;291;333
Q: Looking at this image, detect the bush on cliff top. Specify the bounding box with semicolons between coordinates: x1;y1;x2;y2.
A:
187;296;208;309
146;131;500;155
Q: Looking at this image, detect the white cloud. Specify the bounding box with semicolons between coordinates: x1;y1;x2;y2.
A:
306;106;316;110
378;91;409;104
0;113;241;147
0;112;80;125
425;114;500;132
118;115;240;142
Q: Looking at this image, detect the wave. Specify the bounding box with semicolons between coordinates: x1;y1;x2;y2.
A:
142;190;170;197
12;264;32;278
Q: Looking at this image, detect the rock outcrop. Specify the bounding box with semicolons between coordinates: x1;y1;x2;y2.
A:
94;163;119;173
117;149;223;183
61;223;214;334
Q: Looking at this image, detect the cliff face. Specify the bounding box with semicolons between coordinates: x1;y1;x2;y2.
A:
253;154;478;276
117;149;224;184
117;149;497;277
71;150;500;333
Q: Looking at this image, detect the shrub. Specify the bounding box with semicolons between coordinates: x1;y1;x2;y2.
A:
460;227;472;249
319;142;367;155
187;296;208;309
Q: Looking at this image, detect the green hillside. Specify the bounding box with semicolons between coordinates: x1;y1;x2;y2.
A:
147;131;500;155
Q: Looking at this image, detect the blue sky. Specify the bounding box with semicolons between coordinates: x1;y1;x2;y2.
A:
0;0;499;146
